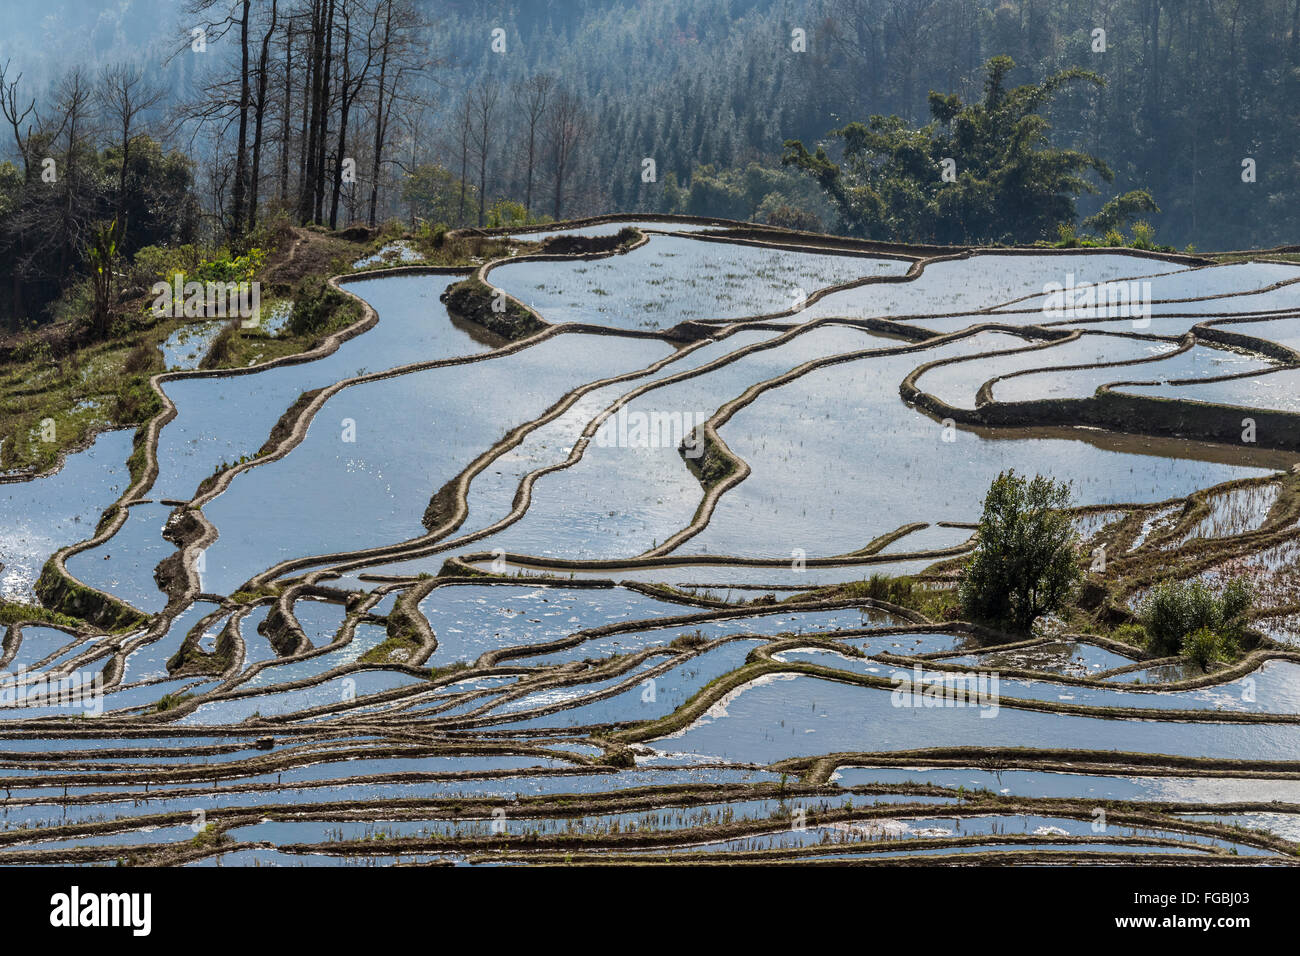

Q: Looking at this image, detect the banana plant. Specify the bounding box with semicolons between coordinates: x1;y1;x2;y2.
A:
87;217;124;338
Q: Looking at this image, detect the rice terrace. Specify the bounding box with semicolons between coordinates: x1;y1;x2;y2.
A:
0;2;1299;922
6;214;1300;870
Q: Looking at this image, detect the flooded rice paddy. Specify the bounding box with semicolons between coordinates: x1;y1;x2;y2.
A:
3;223;1300;865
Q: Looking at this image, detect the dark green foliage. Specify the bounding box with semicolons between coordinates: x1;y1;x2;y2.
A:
959;471;1082;634
1;134;198;331
1139;577;1252;659
1182;627;1232;672
289;277;347;337
783;57;1115;244
1083;190;1161;236
659;162;832;227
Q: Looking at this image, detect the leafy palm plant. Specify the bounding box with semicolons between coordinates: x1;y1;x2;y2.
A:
86;217;124;338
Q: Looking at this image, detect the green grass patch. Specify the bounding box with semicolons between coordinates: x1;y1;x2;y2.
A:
0;601;82;629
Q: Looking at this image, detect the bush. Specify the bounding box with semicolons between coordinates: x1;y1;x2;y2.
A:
289;276;347;336
1139;577;1251;657
1182;626;1235;672
194;247;265;283
419;222;449;248
1129;220;1157;250
154;691;194;712
670;631;709;650
129;244;204;288
486;199;527;228
959;471;1082;634
201;324;236;367
1112;621;1148;646
1055;222;1079;247
765;204;822;232
862;573;916;605
49;278;95;329
123;340;160;374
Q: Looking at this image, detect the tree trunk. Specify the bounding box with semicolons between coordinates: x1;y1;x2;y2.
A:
279;20;293;201
366;0;392;227
249;0;278;233
298;0;325;223
313;0;336;223
231;0;252;237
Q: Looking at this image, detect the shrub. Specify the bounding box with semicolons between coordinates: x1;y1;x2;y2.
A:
1129;220;1157;250
202;324;237;366
670;631;709;650
154;691;194;712
194;247;265;283
1112;622;1148;647
1182;626;1235;672
959;471;1082;634
111;377;161;422
123;340;160;375
1139;577;1251;657
246;207;296;253
289;276;347;336
130;244;204;288
416;221;449;249
765;204;822;232
486;199;527;228
50;279;95;329
862;573;916;605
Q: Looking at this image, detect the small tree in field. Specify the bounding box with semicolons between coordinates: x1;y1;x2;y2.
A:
1139;577;1251;666
960;471;1082;634
86;217;124;339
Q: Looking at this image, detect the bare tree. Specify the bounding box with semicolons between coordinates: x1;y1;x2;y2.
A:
455;91;472;226
231;0;252;236
328;0;382;229
312;0;338;222
0;60;38;180
543;87;588;221
298;0;333;224
4;69;101;314
51;70;99;282
98;64;167;220
247;0;279;232
513;74;552;218
278;16;296;202
174;1;262;237
365;0;425;227
824;0;939;119
0;60;37;325
366;0;394;227
469;79;499;227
